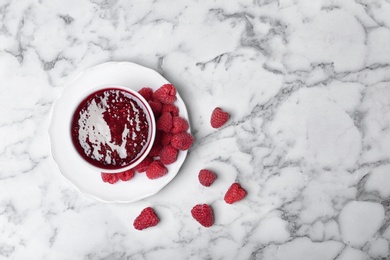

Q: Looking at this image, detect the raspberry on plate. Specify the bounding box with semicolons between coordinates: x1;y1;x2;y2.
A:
148;142;163;158
171;116;189;134
210;107;229;128
133;207;159;230
160;145;178;165
153;84;177;104
133;157;153;173
138;87;153;101
191;204;214;227
198;169;216;187
148;100;162;117
157;112;173;133
154;130;163;145
161;104;179;116
146;161;168;179
101;172;120;184
224;183;247;204
118;169;135;181
171;132;194;151
161;132;173;146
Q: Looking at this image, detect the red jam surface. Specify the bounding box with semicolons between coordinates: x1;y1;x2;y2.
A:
71;88;150;169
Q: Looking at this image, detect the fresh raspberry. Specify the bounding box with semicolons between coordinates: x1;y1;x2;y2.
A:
138;87;153;101
134;157;153;172
191;204;214;227
171;132;194;150
210;107;229;128
161;104;179;116
133;207;159;230
153;84;177;104
148;100;162;117
157;112;173;133
117;169;135;181
148;142;163;158
146;161;168;179
198;169;216;187
154;130;163;145
101;172;111;182
101;172;119;184
171;116;189;134
161;132;173;146
160;145;178;165
224;183;247;204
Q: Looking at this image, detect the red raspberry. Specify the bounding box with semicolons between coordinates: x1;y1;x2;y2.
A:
198;169;216;187
171;132;194;150
148;100;162;117
138;87;153;101
101;172;111;182
224;183;247;204
157;112;173;133
133;207;159;230
153;84;177;104
101;172;119;184
171;116;189;134
191;204;214;227
161;132;173;146
146;161;168;179
117;169;135;181
161;104;179;116
148;142;163;158
154;130;163;144
160;145;178;165
210;107;229;128
134;157;153;172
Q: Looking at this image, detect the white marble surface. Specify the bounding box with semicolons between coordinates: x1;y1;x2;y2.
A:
1;0;390;259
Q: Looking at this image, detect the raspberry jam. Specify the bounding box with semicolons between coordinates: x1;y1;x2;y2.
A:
71;88;150;169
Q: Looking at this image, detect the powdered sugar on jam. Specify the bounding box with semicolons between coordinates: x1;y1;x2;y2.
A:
71;88;149;169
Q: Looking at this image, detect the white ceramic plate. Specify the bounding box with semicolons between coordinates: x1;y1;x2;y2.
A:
48;62;190;203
